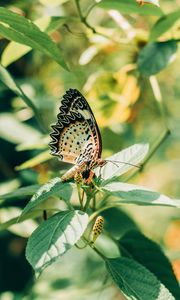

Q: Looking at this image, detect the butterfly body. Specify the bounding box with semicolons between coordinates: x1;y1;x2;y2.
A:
49;89;105;182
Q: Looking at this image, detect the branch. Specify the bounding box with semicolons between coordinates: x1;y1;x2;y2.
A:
74;0;96;33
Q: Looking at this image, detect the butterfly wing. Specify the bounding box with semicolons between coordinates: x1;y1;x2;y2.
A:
49;89;102;166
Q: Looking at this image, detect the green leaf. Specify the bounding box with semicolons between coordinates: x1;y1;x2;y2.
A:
137;40;178;76
0;184;40;201
1;16;51;67
1;16;68;67
119;231;180;299
0;207;37;237
0;65;46;132
0;7;68;69
101;207;138;239
106;257;175;300
98;0;163;16
26;210;89;274
46;16;70;33
15;150;51;170
0;113;41;144
103;182;180;207
95;143;149;182
150;10;180;41
20;178;73;217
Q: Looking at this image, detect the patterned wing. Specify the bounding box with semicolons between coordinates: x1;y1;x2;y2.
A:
49;89;102;166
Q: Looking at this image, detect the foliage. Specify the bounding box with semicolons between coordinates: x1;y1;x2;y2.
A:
0;1;179;300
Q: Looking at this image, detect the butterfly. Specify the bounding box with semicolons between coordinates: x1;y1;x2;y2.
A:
49;89;106;183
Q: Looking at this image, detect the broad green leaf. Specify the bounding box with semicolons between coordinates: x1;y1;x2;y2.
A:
95;143;149;181
1;16;68;67
0;113;41;144
106;257;175;300
150;10;180;41
119;231;180;299
0;65;46;131
101;207;138;239
103;182;180;207
1;16;51;67
15;150;51;170
98;0;163;16
137;40;178;76
21;178;73;217
0;7;68;69
0;184;40;201
26;210;88;274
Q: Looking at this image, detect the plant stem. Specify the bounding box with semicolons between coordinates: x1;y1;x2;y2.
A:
82;236;106;260
149;76;170;131
140;128;171;171
125;128;171;182
83;193;92;211
85;2;98;19
77;183;83;210
74;0;96;33
89;203;122;223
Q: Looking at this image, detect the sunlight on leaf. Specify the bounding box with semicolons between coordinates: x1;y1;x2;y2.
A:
15;150;51;170
95;143;149;181
0;7;68;69
98;0;163;16
106;257;175;300
1;16;51;67
20;178;73;217
136;0;160;7
103;182;180;207
0;207;37;237
26;210;88;274
0;179;20;196
150;10;180;41
79;46;99;65
0;184;40;202
0;113;41;144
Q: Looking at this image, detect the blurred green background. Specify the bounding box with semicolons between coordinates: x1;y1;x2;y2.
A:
0;0;179;299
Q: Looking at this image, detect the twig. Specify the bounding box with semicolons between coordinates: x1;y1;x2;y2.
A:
149;76;170;131
82;236;106;260
74;0;96;33
85;2;98;19
76;183;83;210
140;128;171;171
125;128;171;182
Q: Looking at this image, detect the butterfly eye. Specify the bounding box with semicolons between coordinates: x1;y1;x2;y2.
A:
92;216;104;243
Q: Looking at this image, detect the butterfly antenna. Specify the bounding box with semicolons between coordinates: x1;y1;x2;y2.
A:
105;159;141;169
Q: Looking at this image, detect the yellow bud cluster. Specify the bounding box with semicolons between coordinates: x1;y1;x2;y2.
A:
92;216;104;243
74;172;83;184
